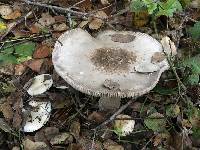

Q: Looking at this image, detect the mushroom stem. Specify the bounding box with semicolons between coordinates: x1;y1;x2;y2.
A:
99;97;121;111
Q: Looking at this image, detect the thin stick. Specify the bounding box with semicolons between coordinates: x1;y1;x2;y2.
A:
94;98;135;130
23;0;105;19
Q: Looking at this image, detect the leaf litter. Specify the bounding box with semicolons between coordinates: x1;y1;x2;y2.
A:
0;0;200;149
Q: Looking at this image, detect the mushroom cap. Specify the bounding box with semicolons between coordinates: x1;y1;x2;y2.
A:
52;28;169;98
22;101;51;132
114;114;135;136
24;74;53;96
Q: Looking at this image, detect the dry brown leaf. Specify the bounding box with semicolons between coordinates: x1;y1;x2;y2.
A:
30;24;40;34
153;134;162;147
33;44;52;59
133;11;149;27
89;11;108;30
0;102;13;121
25;59;44;72
3;9;21;20
44;127;59;141
88;111;105;123
69;121;80;138
12;109;22;129
38;13;55;27
23;138;48;150
103;139;124;150
15;64;27;75
53;23;68;32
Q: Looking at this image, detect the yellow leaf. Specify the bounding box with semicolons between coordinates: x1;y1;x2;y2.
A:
0;22;7;32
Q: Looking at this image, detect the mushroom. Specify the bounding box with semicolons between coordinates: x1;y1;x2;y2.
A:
114;114;135;136
52;28;169;101
22;100;51;132
23;74;53;96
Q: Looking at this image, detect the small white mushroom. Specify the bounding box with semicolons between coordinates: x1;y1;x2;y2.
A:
114;114;135;136
52;28;169;98
22;101;51;132
24;74;53;96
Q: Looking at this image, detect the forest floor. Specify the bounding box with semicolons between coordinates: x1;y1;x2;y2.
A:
0;0;200;149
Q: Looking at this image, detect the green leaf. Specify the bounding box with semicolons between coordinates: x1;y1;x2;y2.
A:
0;81;16;94
130;0;147;12
185;74;199;85
143;0;158;14
0;54;17;64
188;21;200;40
144;112;166;132
178;54;200;85
192;127;200;138
0;41;36;65
179;0;192;7
14;42;35;57
153;85;178;95
156;0;182;17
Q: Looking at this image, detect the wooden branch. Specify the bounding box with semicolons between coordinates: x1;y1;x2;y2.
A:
23;0;105;19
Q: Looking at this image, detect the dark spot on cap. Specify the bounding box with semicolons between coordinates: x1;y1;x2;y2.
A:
90;48;137;73
111;34;135;43
151;52;166;63
43;74;51;81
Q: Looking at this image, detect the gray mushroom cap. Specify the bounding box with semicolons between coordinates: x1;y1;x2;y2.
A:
52;28;169;98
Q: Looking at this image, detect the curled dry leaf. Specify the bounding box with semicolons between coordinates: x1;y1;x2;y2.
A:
89;11;108;30
161;36;177;56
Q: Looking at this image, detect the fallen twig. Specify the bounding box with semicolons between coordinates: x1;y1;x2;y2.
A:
23;0;106;20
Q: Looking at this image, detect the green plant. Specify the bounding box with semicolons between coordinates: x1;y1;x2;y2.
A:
178;54;200;85
130;0;183;17
0;41;36;65
188;21;200;40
